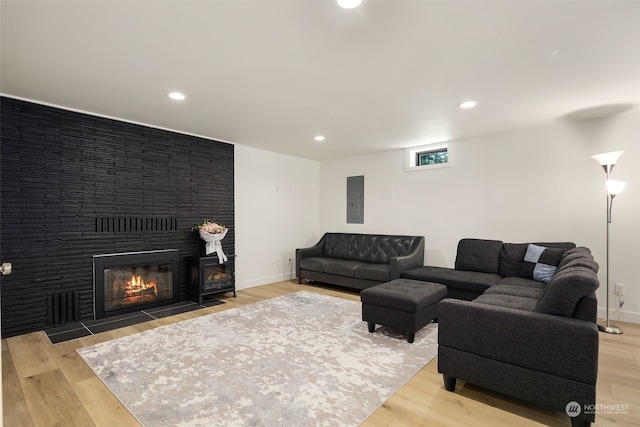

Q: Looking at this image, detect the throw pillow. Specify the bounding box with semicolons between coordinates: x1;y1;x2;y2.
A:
498;243;529;277
519;244;565;283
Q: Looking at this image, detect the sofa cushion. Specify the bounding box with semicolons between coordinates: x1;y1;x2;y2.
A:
299;257;329;273
534;266;600;317
557;247;596;271
497;276;547;289
498;243;529;277
473;293;539;311
403;266;502;293
557;257;599;275
324;259;367;277
454;238;503;274
484;283;545;300
354;264;391;281
519;244;565;283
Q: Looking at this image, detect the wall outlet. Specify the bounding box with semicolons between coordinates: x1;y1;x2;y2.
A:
615;284;625;296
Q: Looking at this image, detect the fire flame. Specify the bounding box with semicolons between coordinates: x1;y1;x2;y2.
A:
125;274;157;298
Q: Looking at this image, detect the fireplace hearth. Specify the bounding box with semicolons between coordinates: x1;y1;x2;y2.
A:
93;249;179;319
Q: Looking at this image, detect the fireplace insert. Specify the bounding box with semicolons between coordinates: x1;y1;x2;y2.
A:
93;249;179;319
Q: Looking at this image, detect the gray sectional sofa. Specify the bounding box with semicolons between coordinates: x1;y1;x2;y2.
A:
404;238;599;427
296;233;425;290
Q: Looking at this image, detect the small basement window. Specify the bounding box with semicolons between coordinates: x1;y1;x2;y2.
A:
405;142;452;171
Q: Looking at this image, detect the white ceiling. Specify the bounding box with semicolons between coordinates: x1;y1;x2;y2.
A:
1;0;639;161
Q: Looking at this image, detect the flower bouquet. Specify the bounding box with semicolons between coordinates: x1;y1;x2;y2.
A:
192;219;228;263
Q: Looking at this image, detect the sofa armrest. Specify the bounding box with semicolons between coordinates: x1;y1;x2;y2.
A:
438;298;598;385
390;236;425;279
295;239;325;277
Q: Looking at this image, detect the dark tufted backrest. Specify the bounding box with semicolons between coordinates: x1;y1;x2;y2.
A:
322;233;420;264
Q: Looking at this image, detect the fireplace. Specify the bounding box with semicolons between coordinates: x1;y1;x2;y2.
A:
93;249;179;319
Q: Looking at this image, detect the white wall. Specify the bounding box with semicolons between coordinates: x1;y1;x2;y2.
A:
320;111;640;323
234;145;322;289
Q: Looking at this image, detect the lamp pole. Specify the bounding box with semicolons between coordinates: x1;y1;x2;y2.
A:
592;152;625;334
602;166;621;333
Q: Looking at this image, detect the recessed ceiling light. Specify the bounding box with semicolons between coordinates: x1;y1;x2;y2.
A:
459;100;478;109
169;92;186;101
314;136;326;142
337;0;363;9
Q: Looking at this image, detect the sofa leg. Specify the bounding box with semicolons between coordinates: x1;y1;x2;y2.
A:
443;374;457;391
297;277;302;284
406;332;415;343
367;322;376;333
570;418;591;427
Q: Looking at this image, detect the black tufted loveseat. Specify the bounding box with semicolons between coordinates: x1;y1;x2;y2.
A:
296;233;425;290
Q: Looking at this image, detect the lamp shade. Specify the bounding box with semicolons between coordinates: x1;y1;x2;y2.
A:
606;179;626;195
592;151;624;166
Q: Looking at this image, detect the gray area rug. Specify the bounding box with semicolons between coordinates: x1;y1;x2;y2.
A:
78;291;438;426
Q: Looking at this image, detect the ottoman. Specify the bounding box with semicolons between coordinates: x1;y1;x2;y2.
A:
361;279;447;343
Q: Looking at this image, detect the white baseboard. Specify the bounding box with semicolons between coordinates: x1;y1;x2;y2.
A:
597;307;640;325
236;272;297;290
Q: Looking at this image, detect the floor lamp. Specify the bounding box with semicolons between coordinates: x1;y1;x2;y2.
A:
592;151;626;334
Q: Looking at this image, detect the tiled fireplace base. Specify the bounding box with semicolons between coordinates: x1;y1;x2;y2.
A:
45;299;224;344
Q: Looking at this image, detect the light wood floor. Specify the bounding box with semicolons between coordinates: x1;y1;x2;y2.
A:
3;281;639;426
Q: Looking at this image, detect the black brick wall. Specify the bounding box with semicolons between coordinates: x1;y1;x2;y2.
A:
0;97;235;337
